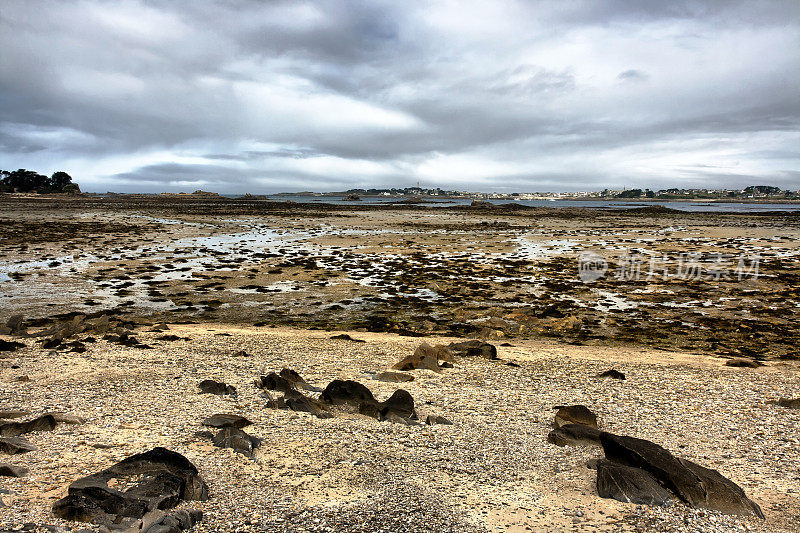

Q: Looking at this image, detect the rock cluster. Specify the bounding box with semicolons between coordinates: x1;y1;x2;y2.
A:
257;368;436;425
392;340;498;372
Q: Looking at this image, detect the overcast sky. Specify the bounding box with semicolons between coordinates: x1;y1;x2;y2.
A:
1;1;798;193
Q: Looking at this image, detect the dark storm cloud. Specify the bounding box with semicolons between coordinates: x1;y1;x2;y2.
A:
0;0;797;192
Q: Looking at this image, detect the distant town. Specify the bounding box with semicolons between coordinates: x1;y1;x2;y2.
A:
280;185;799;201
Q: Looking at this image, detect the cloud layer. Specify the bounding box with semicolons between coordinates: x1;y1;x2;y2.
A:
1;0;798;192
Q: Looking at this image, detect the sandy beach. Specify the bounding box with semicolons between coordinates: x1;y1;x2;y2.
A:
1;195;799;532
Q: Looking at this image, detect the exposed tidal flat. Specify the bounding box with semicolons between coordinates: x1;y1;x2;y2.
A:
1;194;799;532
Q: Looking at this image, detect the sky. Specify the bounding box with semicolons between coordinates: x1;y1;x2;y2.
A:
1;0;799;193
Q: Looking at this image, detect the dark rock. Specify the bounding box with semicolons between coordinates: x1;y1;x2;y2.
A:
383;413;414;425
42;338;61;349
600;432;763;518
425;415;453;425
198;380;236;396
6;315;25;334
596;369;626;379
725;358;761;368
553;405;598;429
392;345;441;372
380;389;415;419
0;339;25;352
0;463;29;477
155;335;186;342
281;390;333;419
200;414;252;428
596;460;674;506
600;432;705;505
320;380;377;406
547;424;601;446
504;361;520;367
52;447;208;525
0;415;57;437
0;436;36;454
211;427;259;458
373;371;415;383
447;340;497;360
330;334;365;343
358;402;382;420
773;397;800;408
255;372;296;394
679;458;765;518
231;349;249;357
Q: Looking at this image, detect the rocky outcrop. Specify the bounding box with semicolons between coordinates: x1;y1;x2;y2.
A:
52;448;209;526
599;433;763;518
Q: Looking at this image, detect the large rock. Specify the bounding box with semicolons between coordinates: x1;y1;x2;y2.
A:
600;432;706;505
596;460;674;506
380;389;415;419
0;339;25;352
256;369;320;394
0;414;57;437
0;436;36;455
772;397;800;409
447;340;497;360
52;447;209;525
553;405;598;429
0;463;29;477
600;433;763;518
392;345;442;372
198;379;236;396
320;380;377;406
281;390;333;419
547;424;601;446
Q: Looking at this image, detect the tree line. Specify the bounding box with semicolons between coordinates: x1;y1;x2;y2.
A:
0;169;80;193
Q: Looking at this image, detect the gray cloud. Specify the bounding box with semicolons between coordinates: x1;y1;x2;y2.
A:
0;0;798;193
